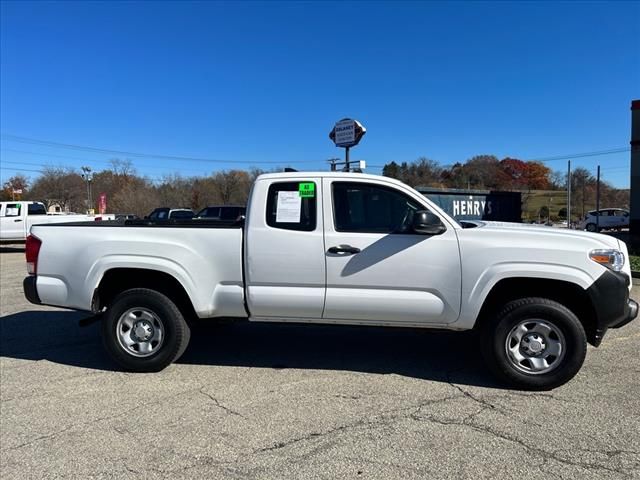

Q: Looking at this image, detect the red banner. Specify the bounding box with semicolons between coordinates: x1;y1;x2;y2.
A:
99;193;107;214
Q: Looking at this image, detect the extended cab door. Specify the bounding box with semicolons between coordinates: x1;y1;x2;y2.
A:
0;203;26;240
245;177;326;319
322;178;461;325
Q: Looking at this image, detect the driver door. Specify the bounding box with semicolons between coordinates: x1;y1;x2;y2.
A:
0;203;25;240
322;179;461;325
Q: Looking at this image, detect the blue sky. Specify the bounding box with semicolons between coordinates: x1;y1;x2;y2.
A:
1;1;638;187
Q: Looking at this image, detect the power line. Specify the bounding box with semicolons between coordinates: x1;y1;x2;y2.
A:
1;147;105;162
0;167;47;174
0;156;215;174
1;133;322;165
524;147;630;163
1;133;632;175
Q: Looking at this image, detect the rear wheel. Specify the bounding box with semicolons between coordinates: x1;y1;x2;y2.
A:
102;288;191;372
480;297;587;390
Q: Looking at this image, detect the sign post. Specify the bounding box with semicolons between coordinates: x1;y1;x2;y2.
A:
329;118;366;171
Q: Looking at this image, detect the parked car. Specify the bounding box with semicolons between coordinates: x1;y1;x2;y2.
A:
146;208;194;220
195;205;246;221
115;213;139;222
23;172;637;390
578;208;629;232
0;201;114;243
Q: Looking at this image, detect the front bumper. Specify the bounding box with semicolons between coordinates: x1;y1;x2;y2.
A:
587;270;638;346
23;276;41;305
609;298;638;329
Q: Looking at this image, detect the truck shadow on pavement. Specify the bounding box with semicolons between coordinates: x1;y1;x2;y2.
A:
0;311;501;388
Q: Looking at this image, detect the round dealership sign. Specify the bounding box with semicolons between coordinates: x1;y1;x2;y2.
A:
329;118;366;148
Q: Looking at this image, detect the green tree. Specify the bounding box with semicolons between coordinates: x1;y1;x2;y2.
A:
1;174;29;200
382;161;401;179
539;206;549;219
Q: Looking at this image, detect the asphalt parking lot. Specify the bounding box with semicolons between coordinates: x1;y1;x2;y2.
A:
1;247;639;479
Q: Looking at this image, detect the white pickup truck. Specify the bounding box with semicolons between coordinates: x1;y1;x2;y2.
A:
23;172;637;389
0;201;114;243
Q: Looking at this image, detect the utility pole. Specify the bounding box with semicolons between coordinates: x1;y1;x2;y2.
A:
567;160;571;228
582;178;585;219
629;100;639;237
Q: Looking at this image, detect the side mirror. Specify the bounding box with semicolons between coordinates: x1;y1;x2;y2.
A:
412;210;446;235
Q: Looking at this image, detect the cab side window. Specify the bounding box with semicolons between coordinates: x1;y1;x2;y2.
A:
28;203;47;215
266;182;316;231
332;182;423;234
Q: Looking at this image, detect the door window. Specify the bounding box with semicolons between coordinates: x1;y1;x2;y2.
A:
332;182;423;234
220;207;241;220
4;204;21;217
266;182;316;231
149;209;168;220
197;207;220;218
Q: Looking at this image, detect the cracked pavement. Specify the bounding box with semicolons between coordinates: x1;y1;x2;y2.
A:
1;248;639;479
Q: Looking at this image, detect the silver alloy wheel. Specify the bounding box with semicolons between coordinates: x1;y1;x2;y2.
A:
116;307;164;358
505;319;566;375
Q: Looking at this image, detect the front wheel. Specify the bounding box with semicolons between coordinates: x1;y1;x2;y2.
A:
585;223;597;232
480;297;587;390
102;288;191;372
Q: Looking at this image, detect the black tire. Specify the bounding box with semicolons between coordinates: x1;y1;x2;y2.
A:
102;288;191;372
585;223;597;232
480;297;587;390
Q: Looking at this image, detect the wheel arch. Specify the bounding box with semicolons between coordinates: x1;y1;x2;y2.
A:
474;277;599;346
93;268;197;320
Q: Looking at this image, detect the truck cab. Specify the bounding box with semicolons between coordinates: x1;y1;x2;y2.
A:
0;201;47;242
245;174;461;325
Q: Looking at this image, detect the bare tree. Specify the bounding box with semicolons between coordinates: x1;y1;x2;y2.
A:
29;167;84;211
212;170;251;204
109;159;136;177
110;178;159;216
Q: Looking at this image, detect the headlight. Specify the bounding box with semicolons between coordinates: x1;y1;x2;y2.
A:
589;249;625;272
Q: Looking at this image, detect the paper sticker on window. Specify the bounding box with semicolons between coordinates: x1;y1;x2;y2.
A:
6;207;20;216
299;182;315;197
276;191;302;223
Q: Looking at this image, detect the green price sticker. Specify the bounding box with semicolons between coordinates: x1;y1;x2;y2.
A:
299;182;315;197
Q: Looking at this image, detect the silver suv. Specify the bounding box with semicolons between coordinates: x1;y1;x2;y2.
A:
579;208;629;232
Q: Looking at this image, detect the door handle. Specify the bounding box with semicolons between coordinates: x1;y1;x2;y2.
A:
14;219;22;222
327;245;361;255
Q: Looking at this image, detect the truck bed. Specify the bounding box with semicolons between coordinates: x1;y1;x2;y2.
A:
30;221;246;318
